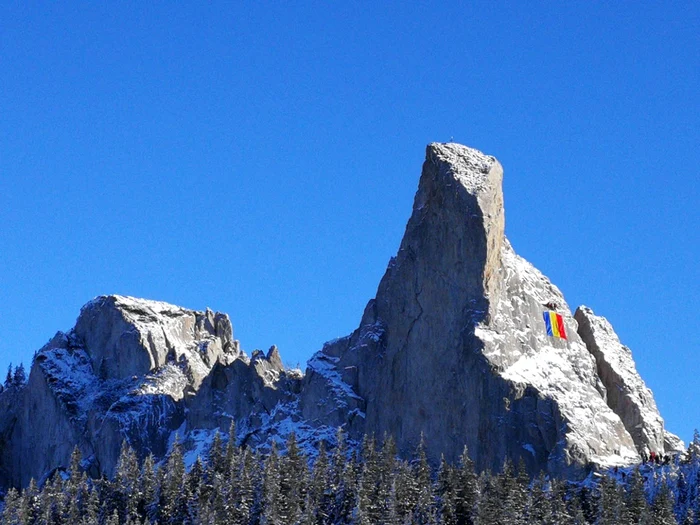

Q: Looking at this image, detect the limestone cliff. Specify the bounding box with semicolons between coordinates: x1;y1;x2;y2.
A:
301;142;679;477
0;142;680;488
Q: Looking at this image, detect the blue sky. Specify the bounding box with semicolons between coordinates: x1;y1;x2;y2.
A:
1;3;698;444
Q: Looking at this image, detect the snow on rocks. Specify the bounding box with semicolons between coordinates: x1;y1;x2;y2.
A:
575;305;681;455
483;240;640;474
74;295;239;386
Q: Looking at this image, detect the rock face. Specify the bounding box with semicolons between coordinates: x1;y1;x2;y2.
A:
0;142;681;488
75;296;237;387
302;143;678;477
574;306;671;456
0;296;265;487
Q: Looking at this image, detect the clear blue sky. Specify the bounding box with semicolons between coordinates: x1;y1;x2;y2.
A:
1;3;698;444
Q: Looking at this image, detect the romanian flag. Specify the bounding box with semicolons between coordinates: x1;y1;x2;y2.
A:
543;311;567;340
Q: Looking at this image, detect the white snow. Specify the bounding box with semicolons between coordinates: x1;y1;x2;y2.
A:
428;142;496;193
307;353;362;406
478;240;641;468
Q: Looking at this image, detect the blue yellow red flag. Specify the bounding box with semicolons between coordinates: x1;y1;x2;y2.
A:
543;311;567;340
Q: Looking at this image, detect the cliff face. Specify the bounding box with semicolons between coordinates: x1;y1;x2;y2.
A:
0;142;680;488
301;143;679;476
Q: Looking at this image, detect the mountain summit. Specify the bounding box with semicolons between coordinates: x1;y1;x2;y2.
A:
0;143;680;489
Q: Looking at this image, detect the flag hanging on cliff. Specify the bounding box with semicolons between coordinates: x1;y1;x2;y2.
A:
543;311;567;340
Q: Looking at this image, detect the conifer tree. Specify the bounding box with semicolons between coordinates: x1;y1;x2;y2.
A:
526;473;551;524
208;430;226;477
13;363;26;386
64;446;84;523
19;478;40;525
377;434;398;523
82;482;101;525
230;446;257;524
329;428;356;524
308;440;331;524
338;449;360;524
161;436;187;524
356;434;381;524
262;441;283;525
548;478;572;524
683;508;696;525
627;467;652;525
598;475;628;525
1;488;21;525
411;435;435;524
566;486;588;525
279;432;307;523
140;453;158;522
651;481;678;525
115;440;140;522
455;445;478;525
4;364;12;389
436;456;458;525
475;471;501;525
225;420;238;472
186;457;205;523
499;458;527;525
105;508;120;525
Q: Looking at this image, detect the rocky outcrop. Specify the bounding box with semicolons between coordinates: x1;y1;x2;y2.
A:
302;143;658;477
574;306;680;456
0;296;247;487
0;142;681;488
75;296;238;387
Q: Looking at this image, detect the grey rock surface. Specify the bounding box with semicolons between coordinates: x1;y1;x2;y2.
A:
0;296;247;487
302;143;656;477
574;305;681;455
0;142;681;488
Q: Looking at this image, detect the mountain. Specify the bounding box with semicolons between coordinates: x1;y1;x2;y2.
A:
0;143;681;489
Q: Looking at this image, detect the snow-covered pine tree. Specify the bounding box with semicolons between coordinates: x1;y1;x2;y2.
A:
411;434;436;524
279;432;307;523
0;488;21;525
625;468;651;525
597;475;628;525
186;457;205;523
356;434;380;524
261;441;283;525
82;481;101;525
455;445;478;525
114;440;140;522
64;446;84;523
208;430;226;477
682;508;696;525
548;478;572;524
436;456;457;525
564;489;588;525
499;458;527;525
161;435;187;524
377;434;398;522
307;440;331;524
140;453;158;522
475;470;501;525
225;420;238;474
526;473;551;524
651;481;678;525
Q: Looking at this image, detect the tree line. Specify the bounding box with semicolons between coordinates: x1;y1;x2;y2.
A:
3;424;700;525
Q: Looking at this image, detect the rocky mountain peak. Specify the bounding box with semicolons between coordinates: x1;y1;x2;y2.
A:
303;142;678;477
74;295;238;385
0;142;681;489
